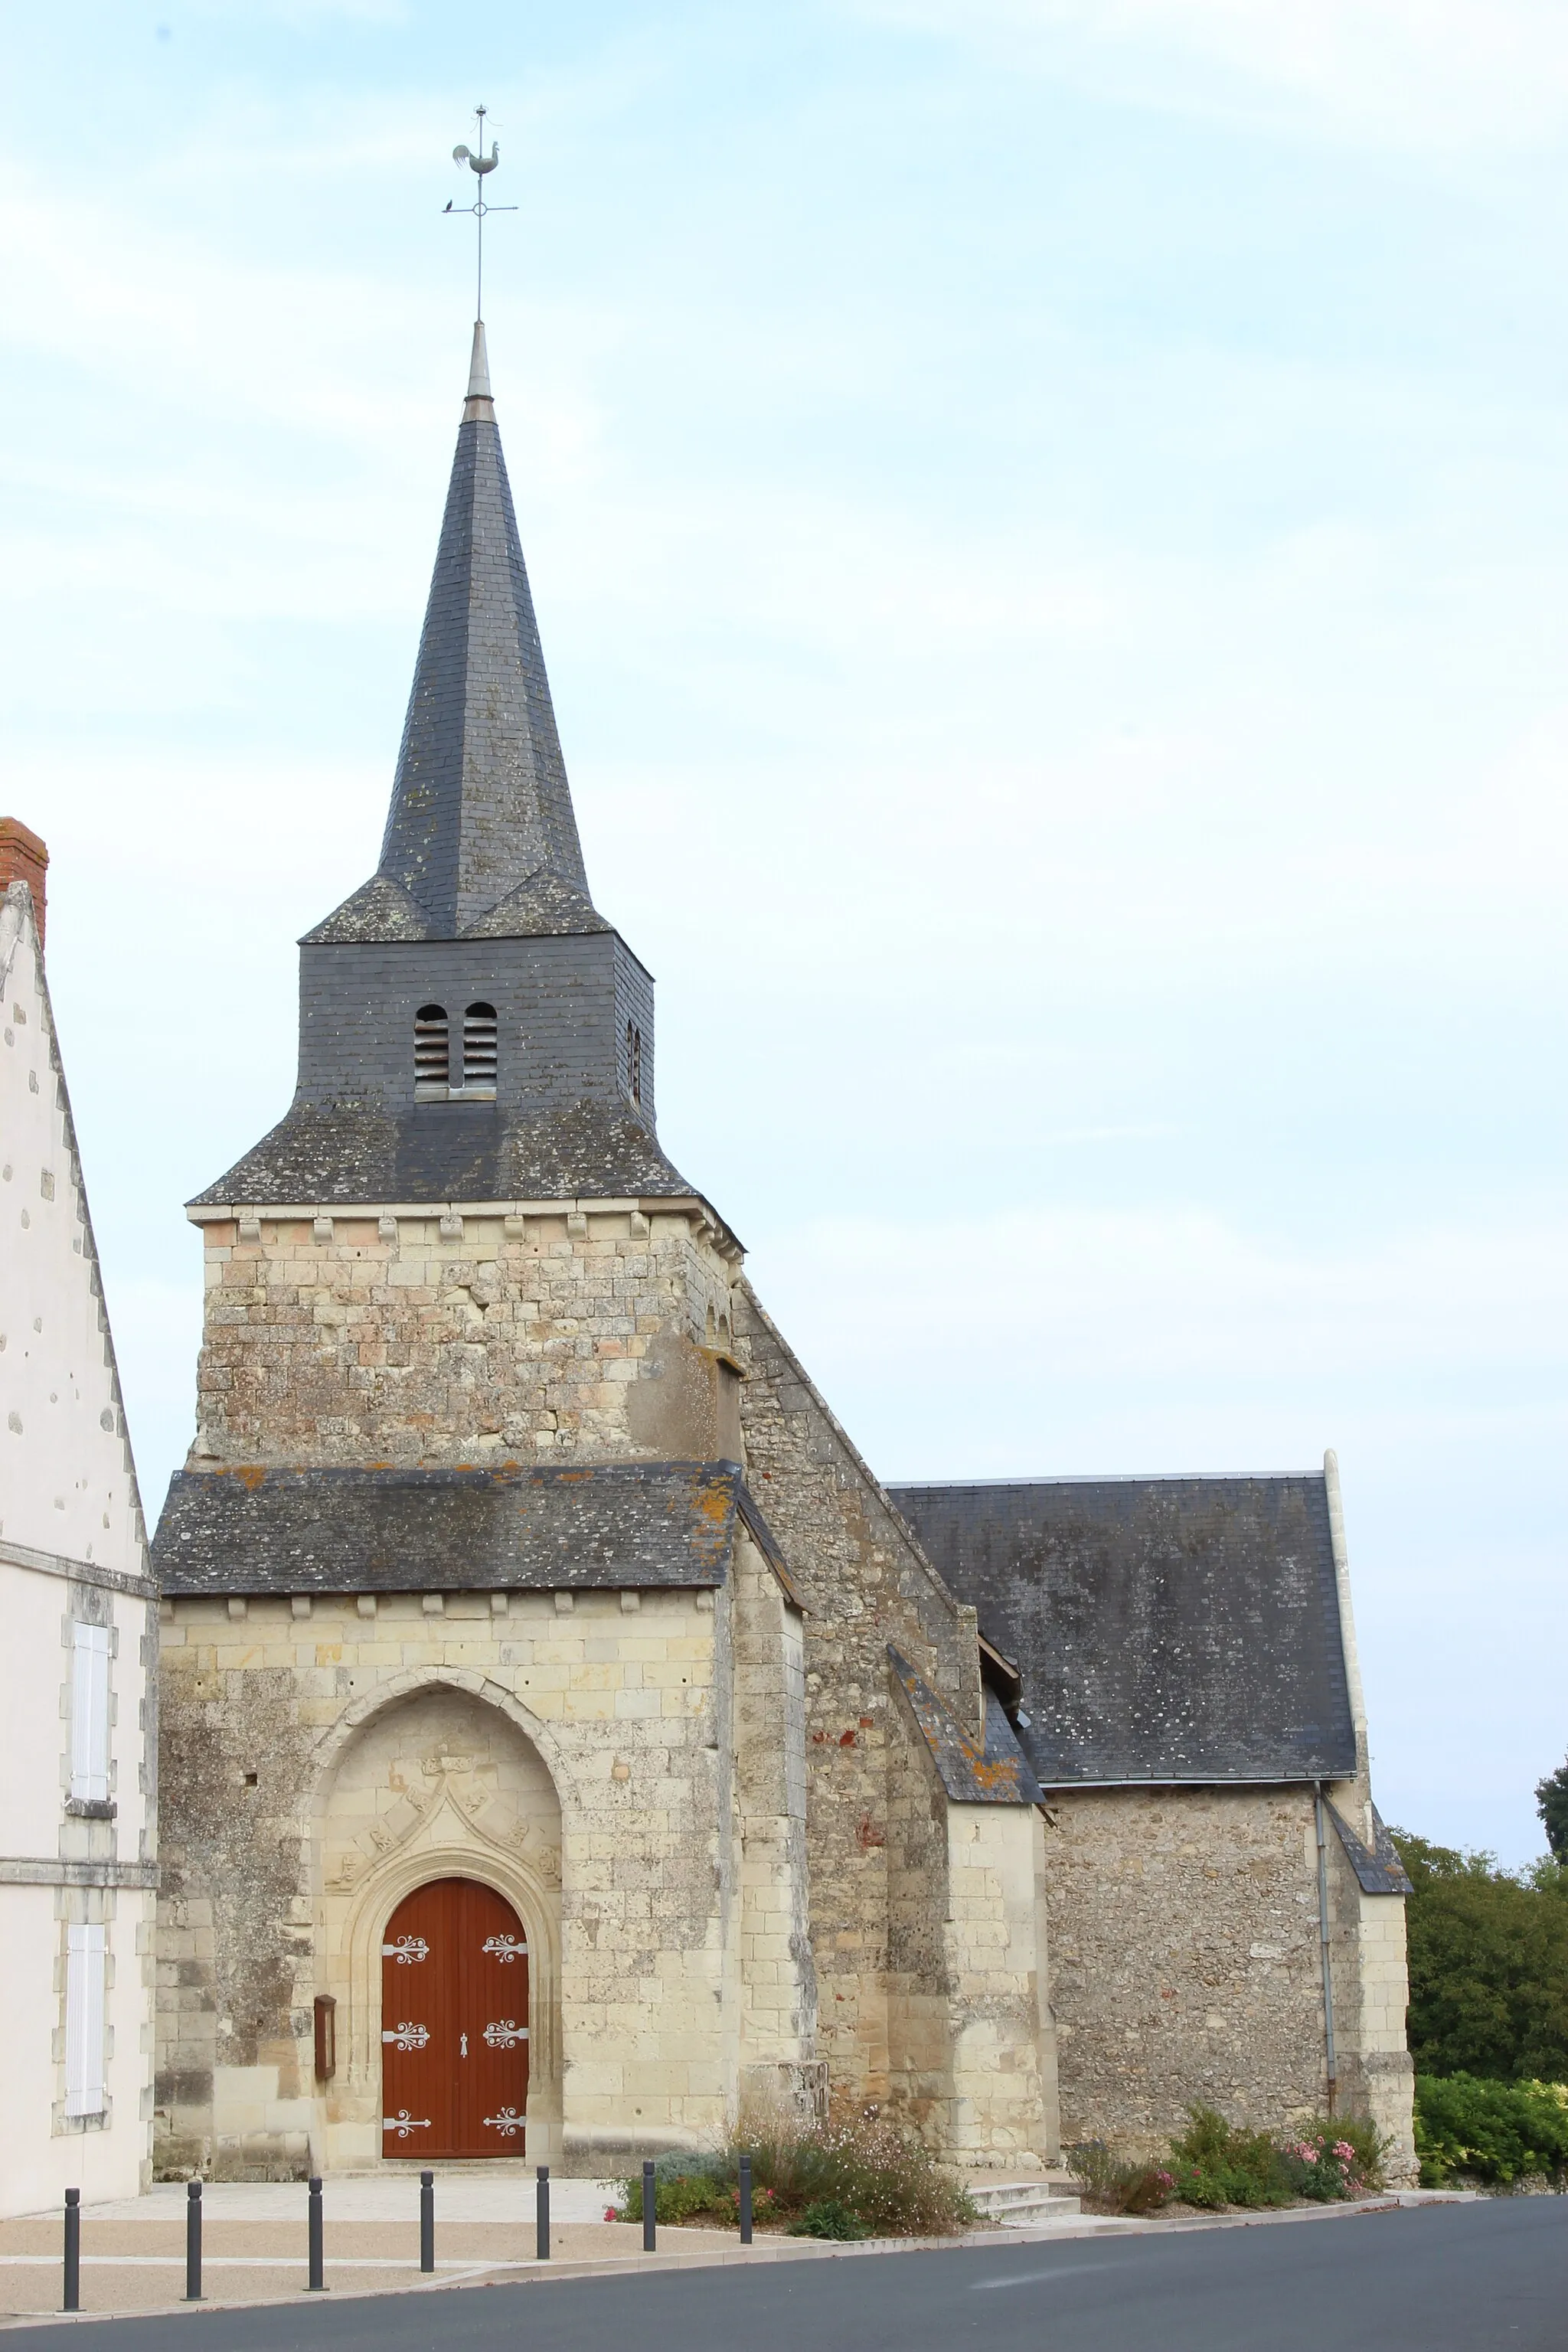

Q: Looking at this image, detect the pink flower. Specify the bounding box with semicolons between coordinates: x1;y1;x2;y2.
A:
1333;2142;1356;2162
604;2207;619;2222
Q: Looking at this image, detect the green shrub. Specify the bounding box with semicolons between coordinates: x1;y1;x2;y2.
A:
1414;2073;1568;2187
1276;2119;1385;2202
651;2150;730;2186
1168;2106;1294;2210
787;2199;871;2240
1065;2141;1174;2215
609;2108;977;2238
731;2102;978;2237
611;2169;735;2225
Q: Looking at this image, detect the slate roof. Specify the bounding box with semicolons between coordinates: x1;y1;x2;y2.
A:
888;1647;1044;1806
889;1475;1357;1788
191;1099;701;1211
154;1459;795;1599
1328;1802;1413;1896
330;322;590;942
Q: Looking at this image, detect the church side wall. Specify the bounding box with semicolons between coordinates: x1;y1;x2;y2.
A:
733;1282;984;2118
1045;1785;1333;2154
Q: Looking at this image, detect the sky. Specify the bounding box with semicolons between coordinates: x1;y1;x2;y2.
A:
2;0;1565;1864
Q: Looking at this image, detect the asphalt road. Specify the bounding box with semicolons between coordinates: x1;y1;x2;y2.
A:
9;2201;1566;2352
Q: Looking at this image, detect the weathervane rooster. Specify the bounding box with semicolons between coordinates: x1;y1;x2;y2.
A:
443;105;515;318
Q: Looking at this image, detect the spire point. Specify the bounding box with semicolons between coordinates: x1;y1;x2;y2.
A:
463;318;494;419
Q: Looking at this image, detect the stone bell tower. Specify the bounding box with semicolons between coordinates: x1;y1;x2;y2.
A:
152;323;818;2179
181;320;746;1473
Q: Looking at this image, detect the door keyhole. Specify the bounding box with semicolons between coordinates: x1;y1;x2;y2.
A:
460;2032;468;2057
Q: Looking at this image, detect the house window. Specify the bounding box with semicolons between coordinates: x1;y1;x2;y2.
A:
414;1004;450;1099
627;1021;642;1107
64;1924;107;2118
69;1623;110;1805
462;1002;498;1096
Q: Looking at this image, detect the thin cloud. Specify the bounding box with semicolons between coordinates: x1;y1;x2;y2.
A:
856;0;1568;149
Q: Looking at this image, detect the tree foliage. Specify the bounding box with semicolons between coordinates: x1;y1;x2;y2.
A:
1537;1757;1568;1864
1390;1829;1568;2082
1414;2073;1568;2187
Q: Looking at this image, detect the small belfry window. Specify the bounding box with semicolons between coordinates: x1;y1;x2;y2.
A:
462;1002;498;1096
414;1004;450;1099
627;1021;642;1107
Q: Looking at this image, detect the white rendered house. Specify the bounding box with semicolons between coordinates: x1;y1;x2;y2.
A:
0;822;157;2215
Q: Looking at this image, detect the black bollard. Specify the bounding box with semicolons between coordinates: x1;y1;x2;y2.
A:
305;2175;325;2292
420;2169;434;2275
185;2179;204;2301
739;2152;753;2246
536;2164;550;2262
642;2159;656;2253
62;2188;80;2314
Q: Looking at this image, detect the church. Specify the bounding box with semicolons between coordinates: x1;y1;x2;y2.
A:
151;321;1416;2184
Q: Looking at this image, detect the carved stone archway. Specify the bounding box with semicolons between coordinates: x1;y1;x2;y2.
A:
309;1676;564;2170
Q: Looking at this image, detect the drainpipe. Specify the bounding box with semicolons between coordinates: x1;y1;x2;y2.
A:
1315;1783;1338;2117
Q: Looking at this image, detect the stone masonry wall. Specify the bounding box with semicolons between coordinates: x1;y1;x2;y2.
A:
733;1282;992;2118
884;1690;952;2134
942;1802;1056;2165
155;1578;773;2177
1046;1785;1332;2152
884;1699;1057;2165
171;1207;1048;2164
1325;1816;1417;2180
188;1206;739;1470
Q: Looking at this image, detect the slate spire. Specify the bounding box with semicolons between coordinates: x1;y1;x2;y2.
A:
376;321;591;937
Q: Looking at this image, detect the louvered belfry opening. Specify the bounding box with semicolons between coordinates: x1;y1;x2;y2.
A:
462;1001;498;1096
414;1004;450;1099
415;1001;497;1101
627;1021;642;1106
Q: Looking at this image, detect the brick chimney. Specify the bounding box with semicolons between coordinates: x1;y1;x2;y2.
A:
0;817;48;949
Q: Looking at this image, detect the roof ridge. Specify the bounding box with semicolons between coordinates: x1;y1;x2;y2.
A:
888;1470;1328;1491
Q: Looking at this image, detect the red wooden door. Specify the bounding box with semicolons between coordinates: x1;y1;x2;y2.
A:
381;1878;530;2158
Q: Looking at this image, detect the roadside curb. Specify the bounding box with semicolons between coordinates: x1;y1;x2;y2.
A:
0;2187;1485;2328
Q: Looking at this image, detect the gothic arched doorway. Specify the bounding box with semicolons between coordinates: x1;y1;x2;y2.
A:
381;1877;530;2158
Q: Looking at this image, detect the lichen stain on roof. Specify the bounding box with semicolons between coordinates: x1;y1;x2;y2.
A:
892;1475;1357;1787
888;1645;1042;1807
155;1458;795;1602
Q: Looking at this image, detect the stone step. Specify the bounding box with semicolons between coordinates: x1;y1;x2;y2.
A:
967;2180;1083;2224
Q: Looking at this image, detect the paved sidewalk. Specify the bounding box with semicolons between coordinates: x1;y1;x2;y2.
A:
1;2176;629;2320
0;2176;1476;2326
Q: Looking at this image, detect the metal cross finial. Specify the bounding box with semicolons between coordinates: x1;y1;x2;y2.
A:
445;104;517;322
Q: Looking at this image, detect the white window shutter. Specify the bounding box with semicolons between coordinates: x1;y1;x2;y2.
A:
70;1624;111;1803
64;1926;106;2118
